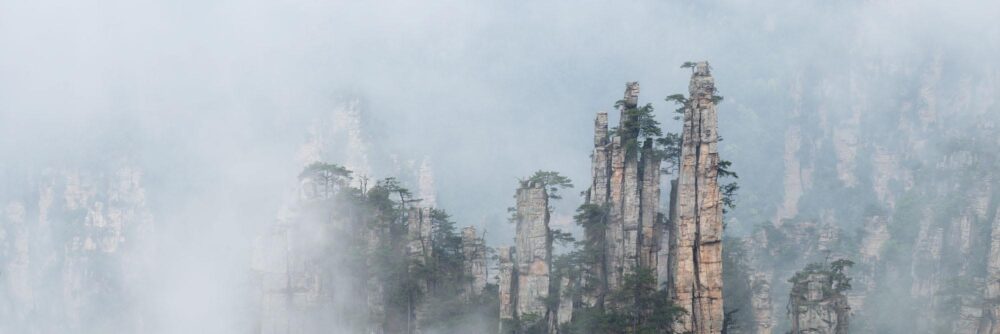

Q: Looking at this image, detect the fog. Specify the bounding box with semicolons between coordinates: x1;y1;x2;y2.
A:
1;0;998;332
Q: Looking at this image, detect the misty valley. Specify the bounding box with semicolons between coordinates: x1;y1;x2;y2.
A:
2;1;999;334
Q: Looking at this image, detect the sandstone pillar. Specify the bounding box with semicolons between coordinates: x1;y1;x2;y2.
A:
670;61;725;334
515;181;551;320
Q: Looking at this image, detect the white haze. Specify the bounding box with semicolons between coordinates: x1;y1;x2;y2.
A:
1;0;998;332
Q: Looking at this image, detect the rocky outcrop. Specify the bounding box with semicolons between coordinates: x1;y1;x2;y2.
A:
462;226;487;297
1;202;32;322
498;246;516;333
583;112;611;306
980;207;1000;334
418;158;437;208
787;272;850;334
514;181;551;320
583;82;663;308
408;207;434;332
749;272;774;334
254;161;376;334
669;61;725;334
254;190;364;334
639;140;662;270
408;207;433;266
555;276;574;327
365;215;390;334
775;77;804;223
743;218;851;334
0;164;154;333
495;181;554;332
297;98;373;178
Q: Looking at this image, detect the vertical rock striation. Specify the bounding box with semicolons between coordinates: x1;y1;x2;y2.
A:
981;206;1000;333
515;181;551;320
0;164;154;333
462;226;487;297
556;276;574;327
584;112;611;306
407;207;434;332
639;139;662;270
408;207;433;266
670;62;724;334
496;181;555;332
583;82;663;309
788;272;850;334
749;272;774;334
498;246;517;333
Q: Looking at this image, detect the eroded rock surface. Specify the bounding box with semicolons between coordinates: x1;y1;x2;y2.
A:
669;62;725;334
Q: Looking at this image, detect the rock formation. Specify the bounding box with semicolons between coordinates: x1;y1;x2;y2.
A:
408;207;434;266
555;276;574;327
254;180;367;334
418;158;437;208
297;97;373;178
498;246;517;333
514;181;551;320
462;226;488;297
980;207;1000;334
669;61;725;333
787;271;850;334
0;164;153;333
583;82;663;307
749;272;774;334
495;181;554;332
408;207;434;332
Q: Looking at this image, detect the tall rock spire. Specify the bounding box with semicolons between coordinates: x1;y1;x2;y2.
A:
670;61;725;333
496;181;553;333
462;226;488;297
417;157;437;208
583;112;611;306
582;82;664;310
514;181;551;320
406;207;434;333
497;246;516;333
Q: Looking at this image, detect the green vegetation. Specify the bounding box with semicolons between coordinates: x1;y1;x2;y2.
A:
719;159;740;215
788;259;855;295
655;132;683;175
561;268;684;334
526;170;574;201
296;162;498;333
299;162;353;198
614;99;661;157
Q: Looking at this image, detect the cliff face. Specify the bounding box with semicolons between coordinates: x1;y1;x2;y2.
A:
788;272;850;334
981;207;1000;334
256;167;497;334
253;175;368;334
0;164;153;333
730;52;1000;334
297;98;372;177
742;218;848;334
670;62;724;334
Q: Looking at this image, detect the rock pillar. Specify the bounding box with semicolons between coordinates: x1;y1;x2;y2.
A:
515;181;551;320
670;61;725;334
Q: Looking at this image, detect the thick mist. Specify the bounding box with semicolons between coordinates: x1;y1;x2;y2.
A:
2;0;998;333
